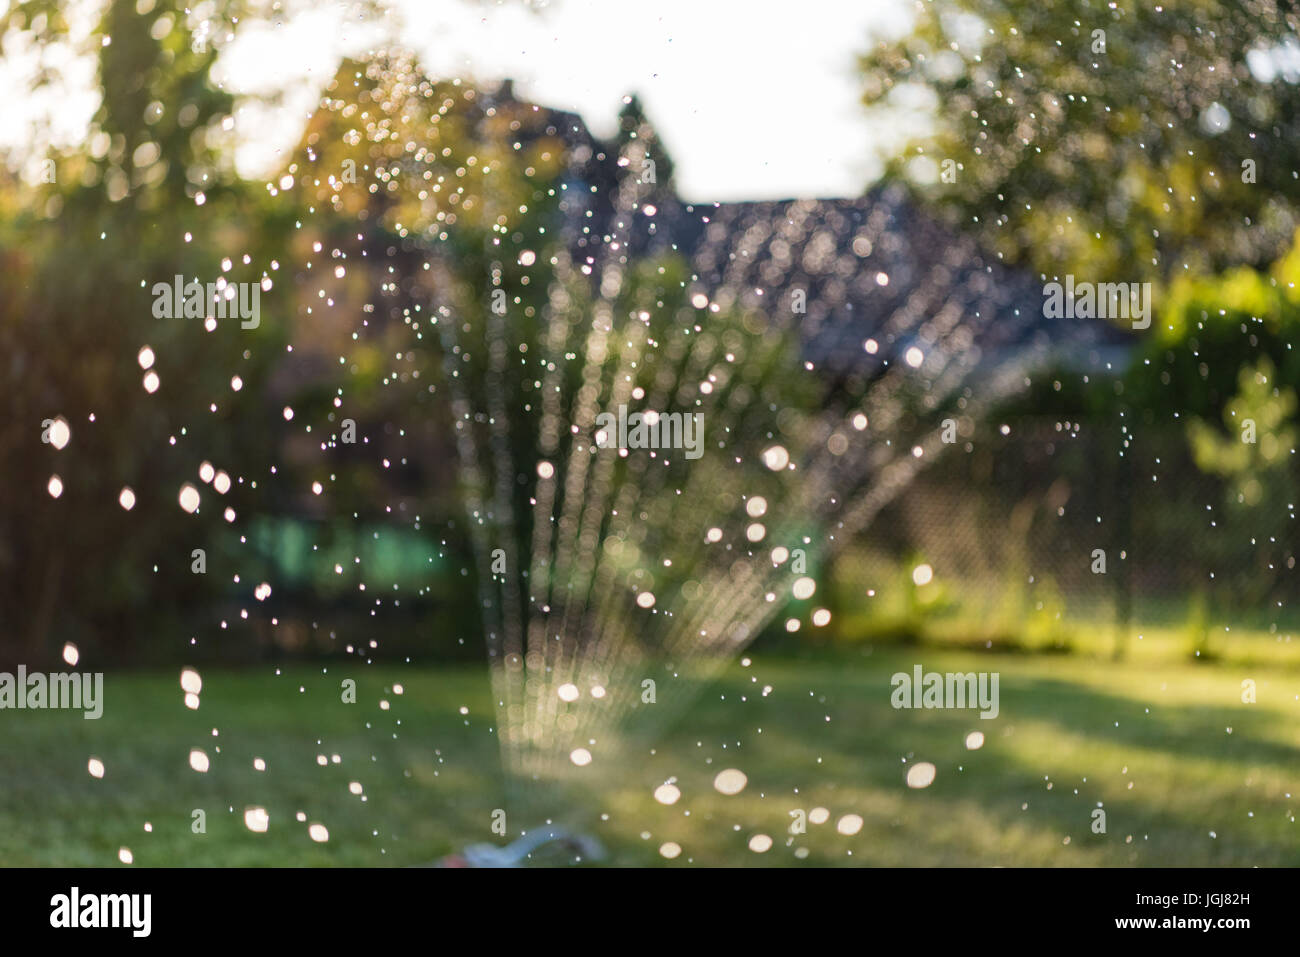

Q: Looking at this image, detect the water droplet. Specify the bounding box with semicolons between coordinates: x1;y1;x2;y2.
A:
836;813;864;835
653;783;681;805
48;417;71;450
762;445;790;470
907;762;937;789
713;768;747;795
244;807;269;833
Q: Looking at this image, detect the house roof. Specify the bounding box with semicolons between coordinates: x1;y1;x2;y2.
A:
483;83;1136;381
665;188;1136;379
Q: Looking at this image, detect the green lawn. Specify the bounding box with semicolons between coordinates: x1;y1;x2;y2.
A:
1;646;1297;866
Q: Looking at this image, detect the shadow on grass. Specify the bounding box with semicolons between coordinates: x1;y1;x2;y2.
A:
2;650;1295;865
599;649;1300;865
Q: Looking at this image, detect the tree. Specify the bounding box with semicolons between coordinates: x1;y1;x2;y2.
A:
0;0;297;664
860;0;1300;282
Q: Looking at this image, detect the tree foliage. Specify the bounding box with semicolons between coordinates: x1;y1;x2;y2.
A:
861;0;1300;281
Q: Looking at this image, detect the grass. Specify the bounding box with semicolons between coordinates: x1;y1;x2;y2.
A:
1;644;1297;866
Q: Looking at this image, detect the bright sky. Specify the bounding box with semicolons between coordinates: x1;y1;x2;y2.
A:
2;0;914;202
392;0;912;201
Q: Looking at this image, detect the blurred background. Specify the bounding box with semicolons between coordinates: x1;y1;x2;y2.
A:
2;0;1299;866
